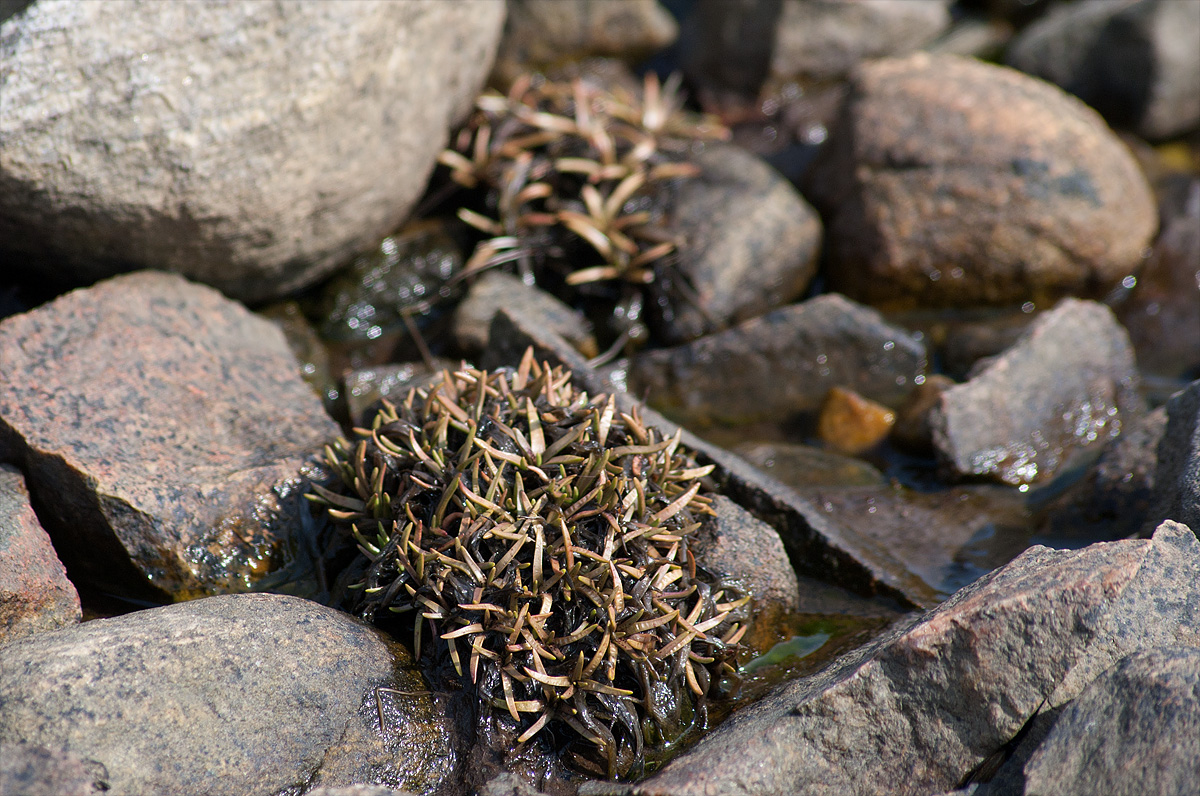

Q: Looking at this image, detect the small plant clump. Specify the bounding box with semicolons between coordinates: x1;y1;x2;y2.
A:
308;349;749;778
438;72;727;344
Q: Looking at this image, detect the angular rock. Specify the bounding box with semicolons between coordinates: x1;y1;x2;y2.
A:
1023;647;1200;796
0;593;454;796
1006;0;1200;140
630;293;927;426
805;53;1157;309
815;386;895;455
1152;379;1200;534
769;0;951;83
0;0;504;303
663;143;822;343
931;299;1140;486
0;464;80;644
494;0;676;85
639;521;1200;796
694;495;801;614
306;787;416;796
0;271;341;600
0;743;108;796
453;270;597;358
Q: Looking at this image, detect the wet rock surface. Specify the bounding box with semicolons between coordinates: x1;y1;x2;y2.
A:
0;464;81;644
1017;646;1200;796
1152;379;1200;534
663;143;822;343
454;270;597;358
693;495;801;615
639;521;1200;796
0;593;453;796
1006;0;1200;140
0;271;341;600
0;0;503;302
931;299;1139;486
629;294;926;426
805;53;1157;309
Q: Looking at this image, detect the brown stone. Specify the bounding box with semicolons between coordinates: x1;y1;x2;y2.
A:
805;52;1157;309
816;386;895;455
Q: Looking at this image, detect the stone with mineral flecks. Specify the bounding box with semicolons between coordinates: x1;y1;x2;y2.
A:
0;271;341;601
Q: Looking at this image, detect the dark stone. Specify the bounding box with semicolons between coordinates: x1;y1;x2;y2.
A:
638;521;1200;796
1006;0;1200;140
890;374;955;455
804;53;1157;309
0;464;80;644
0;1;503;302
662;143;821;343
1023;647;1200;796
1152;379;1200;534
931;299;1140;486
0;271;341;601
453;270;596;358
343;361;454;428
0;593;454;796
629;293;927;426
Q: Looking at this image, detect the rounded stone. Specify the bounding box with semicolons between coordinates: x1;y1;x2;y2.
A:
805;52;1157;310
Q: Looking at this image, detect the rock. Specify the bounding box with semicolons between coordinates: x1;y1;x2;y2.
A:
662;143;822;343
0;593;454;796
1006;0;1200;140
694;495;801;615
343;361;452;428
804;53;1157;309
639;520;1200;796
679;0;782;105
629;293;927;426
305;787;416;796
0;272;341;601
0;0;504;303
1152;380;1200;534
890;374;956;455
1022;647;1200;796
258;301;338;409
0;743;108;796
0;464;80;644
1117;180;1200;382
931;299;1139;486
493;0;676;85
733;442;889;489
815;386;895;455
453;270;597;358
769;0;951;83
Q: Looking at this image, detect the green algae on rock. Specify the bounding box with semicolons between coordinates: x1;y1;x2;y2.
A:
307;349;749;779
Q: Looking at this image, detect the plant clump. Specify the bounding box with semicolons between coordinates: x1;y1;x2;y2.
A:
308;349;749;778
438;72;727;345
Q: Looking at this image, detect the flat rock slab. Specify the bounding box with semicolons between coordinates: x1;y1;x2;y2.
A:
663;143;822;343
0;463;80;644
931;298;1139;486
0;593;454;796
0;0;503;302
805;52;1156;309
694;494;801;615
1021;646;1200;796
638;520;1200;796
0;271;341;600
629;293;926;426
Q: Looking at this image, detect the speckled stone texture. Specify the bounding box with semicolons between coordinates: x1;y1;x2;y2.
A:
0;271;341;600
694;495;801;614
0;0;504;302
0;464;81;644
931;299;1140;486
0;593;453;796
639;520;1200;796
805;53;1157;309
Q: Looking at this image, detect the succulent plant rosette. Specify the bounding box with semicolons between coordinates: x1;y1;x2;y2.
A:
438;72;727;345
308;350;750;778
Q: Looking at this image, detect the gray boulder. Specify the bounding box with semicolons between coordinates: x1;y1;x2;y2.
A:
931;299;1140;486
1006;0;1200;140
1023;647;1200;796
805;53;1157;309
0;0;504;302
664;143;822;343
0;464;80;644
639;520;1200;796
0;271;341;600
629;293;927;426
0;593;454;796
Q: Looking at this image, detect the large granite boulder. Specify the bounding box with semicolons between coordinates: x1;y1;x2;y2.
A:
0;0;504;302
